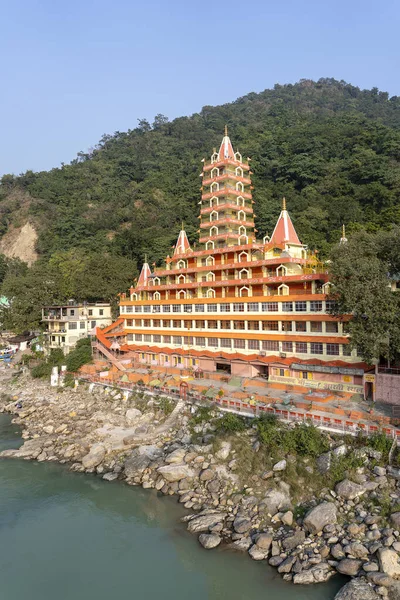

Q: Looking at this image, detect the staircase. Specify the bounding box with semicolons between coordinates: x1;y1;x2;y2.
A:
92;342;127;372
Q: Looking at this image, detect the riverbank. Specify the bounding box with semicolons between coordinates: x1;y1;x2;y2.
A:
1;368;400;599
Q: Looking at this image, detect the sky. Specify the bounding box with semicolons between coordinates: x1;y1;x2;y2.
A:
1;0;399;176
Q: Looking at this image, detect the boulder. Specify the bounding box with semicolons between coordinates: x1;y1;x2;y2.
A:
293;571;315;585
254;533;273;552
125;408;142;425
137;445;163;460
260;489;291;516
233;516;252;534
124;454;151;478
281;510;293;526
336;559;362;576
378;548;400;579
215;441;231;460
316;452;331;474
81;443;106;469
303;502;337;534
391;513;400;529
277;556;296;574
334;579;381;600
157;464;194;482
165;448;186;464
273;459;287;472
282;530;306;551
333;444;347;457
198;533;221;549
199;468;215;481
331;544;345;560
187;512;227;534
335;479;366;500
344;542;369;559
248;545;268;561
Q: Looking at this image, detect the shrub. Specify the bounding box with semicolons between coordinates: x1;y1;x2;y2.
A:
66;338;92;373
256;417;329;458
366;431;392;458
158;396;174;415
191;406;214;425
215;413;247;433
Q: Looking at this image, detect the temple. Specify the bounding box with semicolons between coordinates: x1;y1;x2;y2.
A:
97;130;368;396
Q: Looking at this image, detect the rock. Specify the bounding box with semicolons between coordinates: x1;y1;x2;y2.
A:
260;489;291;516
367;573;394;587
281;511;293;526
165;448;186;464
207;479;221;493
230;537;252;552
303;502;337;534
261;470;274;480
137;445;163;460
293;571;315;585
81;443;106;469
391;513;400;529
186;512;227;533
335;479;366;500
198;533;221;549
378;548;400;579
282;530;306;552
215;441;231;460
331;544;345;560
374;466;387;477
125;408;142;425
363;562;380;572
43;425;54;434
103;472;119;481
273;459;287;472
333;444;347;457
334;579;381;600
124;454;151;478
157;464;194;482
277;556;296;574
336;558;362;576
233;516;252;534
248;545;268;560
254;533;273;552
199;468;215;481
316;452;332;474
344;542;369;558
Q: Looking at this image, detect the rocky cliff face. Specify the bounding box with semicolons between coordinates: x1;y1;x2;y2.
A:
0;222;38;265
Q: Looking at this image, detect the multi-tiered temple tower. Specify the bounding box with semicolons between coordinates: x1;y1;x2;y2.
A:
101;130;366;394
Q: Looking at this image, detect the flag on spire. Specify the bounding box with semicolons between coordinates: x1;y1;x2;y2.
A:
270;198;301;245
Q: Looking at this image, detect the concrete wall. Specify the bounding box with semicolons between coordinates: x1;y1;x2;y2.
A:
231;362;254;377
375;374;400;405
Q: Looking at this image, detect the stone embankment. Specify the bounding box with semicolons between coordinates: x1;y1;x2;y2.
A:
2;370;400;600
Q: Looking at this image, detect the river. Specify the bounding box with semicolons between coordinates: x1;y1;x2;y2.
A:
0;414;345;600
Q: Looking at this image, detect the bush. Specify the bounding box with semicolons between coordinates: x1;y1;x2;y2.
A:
191;406;214;425
366;431;392;458
215;413;247;433
256;417;329;458
66;338;92;373
31;348;65;379
158;396;174;415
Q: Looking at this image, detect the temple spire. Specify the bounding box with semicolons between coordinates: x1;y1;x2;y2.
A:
137;260;152;286
173;227;191;256
218;127;235;160
270;198;301;245
340;224;348;245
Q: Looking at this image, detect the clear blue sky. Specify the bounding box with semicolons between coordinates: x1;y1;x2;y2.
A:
1;0;399;176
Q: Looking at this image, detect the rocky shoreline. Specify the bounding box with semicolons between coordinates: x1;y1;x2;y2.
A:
1;369;400;599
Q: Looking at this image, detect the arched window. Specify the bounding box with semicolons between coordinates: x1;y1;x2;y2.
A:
211;152;218;164
210;210;218;221
206;240;215;250
238;210;246;222
152;276;160;285
210;226;218;237
238;226;246;236
177;259;186;269
207;288;216;298
210;196;218;207
239;268;249;279
278;284;289;296
177;290;187;299
234;151;242;162
206;255;215;266
154;292;161;300
210;182;219;193
211;167;219;178
235;166;243;177
236;182;244;192
239;286;250;297
322;282;331;294
239;251;249;262
263;235;270;244
237;196;245;206
207;271;215;281
177;274;186;283
239;234;248;245
276;265;287;277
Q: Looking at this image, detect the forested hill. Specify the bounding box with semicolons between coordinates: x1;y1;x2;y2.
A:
2;78;400;266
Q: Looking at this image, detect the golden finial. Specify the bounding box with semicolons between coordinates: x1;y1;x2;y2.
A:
224;124;228;136
282;197;286;210
181;221;184;231
342;224;345;238
144;253;148;263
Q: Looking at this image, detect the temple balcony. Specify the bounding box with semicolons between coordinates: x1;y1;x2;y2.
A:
201;188;252;201
200;203;254;215
200;218;255;229
202;173;251;186
203;158;250;171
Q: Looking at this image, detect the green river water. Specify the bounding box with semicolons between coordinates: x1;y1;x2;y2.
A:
0;413;345;600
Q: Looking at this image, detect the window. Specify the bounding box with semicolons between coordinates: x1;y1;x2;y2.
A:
295;321;307;332
195;304;205;312
310;301;323;312
302;371;310;379
247;302;259;311
262;340;279;351
325;321;338;333
184;337;192;344
144;334;151;342
184;320;192;328
195;320;205;329
127;319;133;327
262;302;278;312
172;305;180;312
233;303;245;312
310;321;322;333
281;321;292;332
327;344;340;356
233;320;245;330
196;337;206;346
88;309;93;316
220;303;230;312
183;304;192;312
161;319;170;328
207;320;218;329
143;319;151;327
80;322;85;329
135;334;142;341
248;339;259;350
152;305;161;313
220;321;231;330
310;343;323;355
247;321;260;330
173;320;181;328
207;338;218;347
263;321;279;331
134;306;141;313
282;302;293;312
127;333;133;342
153;335;161;343
153;320;160;327
342;344;352;356
279;369;285;377
162;305;171;313
220;338;232;348
99;309;104;316
325;300;336;312
296;342;307;354
234;339;245;349
163;335;171;343
295;301;307;312
70;309;75;316
282;341;293;352
91;321;96;328
143;305;151;313
173;336;182;344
